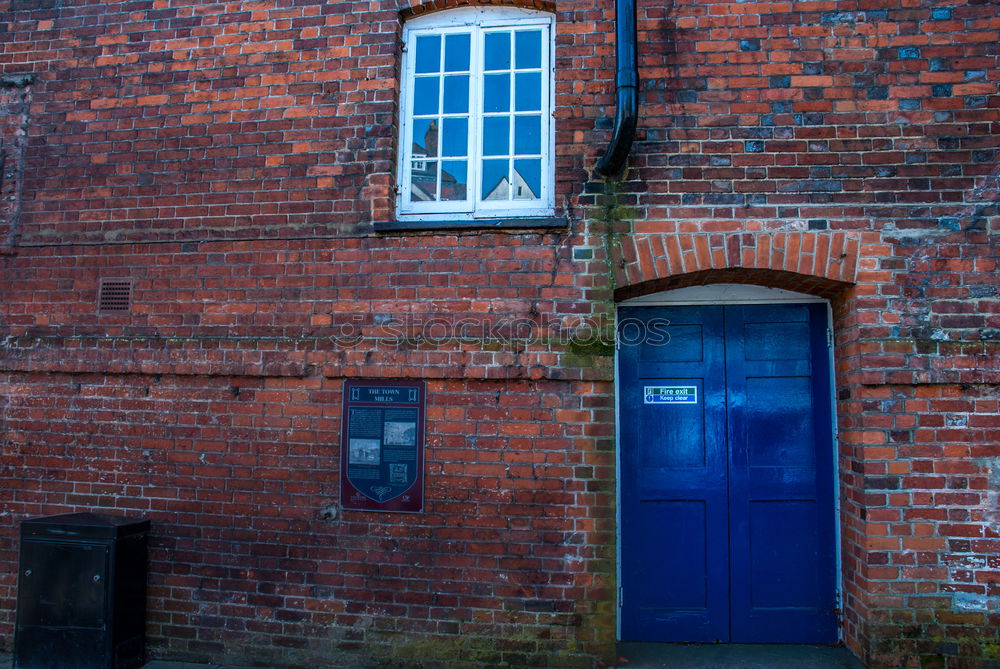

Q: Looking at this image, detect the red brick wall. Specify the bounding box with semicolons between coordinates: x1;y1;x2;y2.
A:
1;0;998;666
0;232;618;666
0;372;615;666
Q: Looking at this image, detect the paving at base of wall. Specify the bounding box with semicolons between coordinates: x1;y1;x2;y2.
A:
0;657;258;669
142;662;265;669
0;645;869;669
615;644;867;669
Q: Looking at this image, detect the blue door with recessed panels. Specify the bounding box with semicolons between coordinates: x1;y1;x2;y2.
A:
618;303;837;643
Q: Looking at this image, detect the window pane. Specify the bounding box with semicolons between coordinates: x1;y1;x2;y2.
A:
482;159;509;200
443;75;469;114
444;33;471;72
514;115;540;155
413;77;439;115
441;117;468;157
514;72;541;111
484;32;511;71
513;159;540;200
515;31;541;69
410;160;438;201
440;160;468;201
415;35;441;74
412;118;438;157
482;116;509;156
484;73;510;113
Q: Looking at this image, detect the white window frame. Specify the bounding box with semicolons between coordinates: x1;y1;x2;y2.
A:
397;6;556;221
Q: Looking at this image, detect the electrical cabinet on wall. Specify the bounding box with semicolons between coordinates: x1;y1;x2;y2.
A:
15;513;150;669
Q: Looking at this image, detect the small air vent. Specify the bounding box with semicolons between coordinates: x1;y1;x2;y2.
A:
98;279;132;314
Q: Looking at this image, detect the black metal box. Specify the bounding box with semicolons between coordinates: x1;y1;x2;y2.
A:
14;513;150;669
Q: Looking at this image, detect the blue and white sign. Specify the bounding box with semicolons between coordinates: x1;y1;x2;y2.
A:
644;385;698;405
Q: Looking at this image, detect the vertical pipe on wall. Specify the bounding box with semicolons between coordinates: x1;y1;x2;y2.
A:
595;0;638;177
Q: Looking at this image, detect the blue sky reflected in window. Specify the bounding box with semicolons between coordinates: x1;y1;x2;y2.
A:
484;74;510;113
514;115;540;155
444;34;470;72
515;72;540;111
413;78;439;115
483;117;509;156
415;35;440;73
443;75;469;114
484;32;511;71
515;31;541;69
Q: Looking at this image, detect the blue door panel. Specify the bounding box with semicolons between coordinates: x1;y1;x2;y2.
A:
637;501;709;610
747;500;824;608
726;303;837;643
744;376;815;469
619;306;729;642
620;303;837;644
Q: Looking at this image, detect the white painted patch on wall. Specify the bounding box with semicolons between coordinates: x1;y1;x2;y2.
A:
953;591;989;611
619;283;826;305
982;457;1000;528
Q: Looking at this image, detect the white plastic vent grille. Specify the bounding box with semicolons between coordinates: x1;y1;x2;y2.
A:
98;279;132;313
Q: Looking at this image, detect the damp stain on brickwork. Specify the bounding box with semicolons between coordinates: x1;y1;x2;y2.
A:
375;629;596;669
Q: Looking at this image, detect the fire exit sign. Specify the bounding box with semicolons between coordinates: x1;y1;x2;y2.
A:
643;385;698;405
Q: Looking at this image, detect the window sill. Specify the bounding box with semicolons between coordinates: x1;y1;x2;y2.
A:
373;217;568;233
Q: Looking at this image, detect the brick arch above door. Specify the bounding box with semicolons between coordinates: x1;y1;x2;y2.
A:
612;232;860;301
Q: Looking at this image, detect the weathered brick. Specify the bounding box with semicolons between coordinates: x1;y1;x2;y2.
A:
1;0;999;667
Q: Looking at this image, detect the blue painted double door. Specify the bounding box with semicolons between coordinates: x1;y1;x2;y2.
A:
619;303;837;643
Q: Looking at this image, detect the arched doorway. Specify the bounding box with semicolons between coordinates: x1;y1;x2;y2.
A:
617;284;839;643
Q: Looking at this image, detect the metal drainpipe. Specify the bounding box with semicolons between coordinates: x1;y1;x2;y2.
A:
595;0;638;177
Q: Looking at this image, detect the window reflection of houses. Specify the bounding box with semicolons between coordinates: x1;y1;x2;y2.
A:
410;121;465;201
483;168;537;201
410;120;438;201
409;153;437;201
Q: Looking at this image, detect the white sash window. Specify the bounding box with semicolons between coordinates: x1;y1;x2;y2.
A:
398;7;555;220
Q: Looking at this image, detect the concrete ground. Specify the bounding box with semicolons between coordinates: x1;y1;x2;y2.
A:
0;657;260;669
615;643;866;669
142;662;264;669
0;656;256;669
1;645;867;668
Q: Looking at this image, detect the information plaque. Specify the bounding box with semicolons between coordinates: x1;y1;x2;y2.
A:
340;379;425;513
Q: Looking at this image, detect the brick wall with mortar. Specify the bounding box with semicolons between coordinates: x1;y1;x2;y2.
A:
0;0;998;668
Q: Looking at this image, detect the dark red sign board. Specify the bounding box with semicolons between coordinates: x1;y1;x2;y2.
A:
340;379;425;513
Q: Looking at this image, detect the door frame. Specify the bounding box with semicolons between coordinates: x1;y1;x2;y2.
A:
614;283;842;642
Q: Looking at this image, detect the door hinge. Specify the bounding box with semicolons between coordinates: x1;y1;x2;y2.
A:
826;327;834;348
618;585;623;607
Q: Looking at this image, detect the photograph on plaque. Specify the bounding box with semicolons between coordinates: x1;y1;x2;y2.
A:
384;421;417;446
348;438;381;465
341;380;426;512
